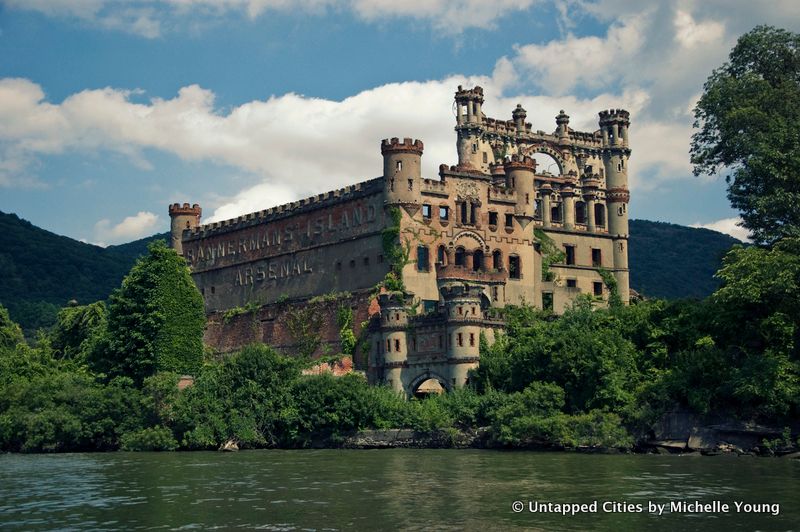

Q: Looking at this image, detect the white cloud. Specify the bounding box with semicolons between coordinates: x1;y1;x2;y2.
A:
2;0;539;36
0;75;652;219
94;211;160;244
691;217;751;242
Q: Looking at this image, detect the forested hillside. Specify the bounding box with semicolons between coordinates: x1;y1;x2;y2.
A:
629;219;742;299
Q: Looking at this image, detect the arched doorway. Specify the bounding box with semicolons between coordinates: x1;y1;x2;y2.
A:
413;378;446;399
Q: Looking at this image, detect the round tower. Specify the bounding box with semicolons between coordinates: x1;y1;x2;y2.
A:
441;283;484;388
168;203;201;256
599;109;631;304
503;154;537;220
454;85;485;169
382;137;423;206
377;292;410;393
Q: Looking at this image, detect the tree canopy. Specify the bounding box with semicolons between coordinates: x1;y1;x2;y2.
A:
691;26;800;245
96;240;205;383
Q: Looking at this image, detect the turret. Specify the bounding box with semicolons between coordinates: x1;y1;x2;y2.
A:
168;203;201;256
512;104;527;135
599;109;631;304
503;154;537;221
440;283;484;388
382;137;423;206
556;110;570;142
454;85;486;170
377;291;411;393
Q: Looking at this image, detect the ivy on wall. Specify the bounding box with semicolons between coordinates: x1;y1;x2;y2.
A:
534;228;566;282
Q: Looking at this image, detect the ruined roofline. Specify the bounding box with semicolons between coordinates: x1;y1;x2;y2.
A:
183;177;383;241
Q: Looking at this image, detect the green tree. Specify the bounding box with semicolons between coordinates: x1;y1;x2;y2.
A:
0;304;24;351
691;26;800;244
50;301;107;361
96;241;205;383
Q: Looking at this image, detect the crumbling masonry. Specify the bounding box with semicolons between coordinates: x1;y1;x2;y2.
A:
169;86;631;396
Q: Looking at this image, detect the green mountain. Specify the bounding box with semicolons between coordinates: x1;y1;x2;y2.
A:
0;211;741;333
628;219;742;299
0;211;167;333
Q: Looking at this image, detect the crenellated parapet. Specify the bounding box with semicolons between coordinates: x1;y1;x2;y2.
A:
381;137;424;155
169;202;202;217
184;178;382;241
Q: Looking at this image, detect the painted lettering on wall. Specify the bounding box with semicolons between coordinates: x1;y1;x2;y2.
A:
186;204;377;267
234;257;314;287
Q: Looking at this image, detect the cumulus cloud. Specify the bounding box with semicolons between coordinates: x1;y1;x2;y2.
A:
691;217;751;242
2;0;539;36
94;211;160;244
0;74;650;221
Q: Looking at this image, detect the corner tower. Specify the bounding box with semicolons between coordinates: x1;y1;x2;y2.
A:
168;203;201;256
599;109;631;303
377;291;411;393
382;137;423;207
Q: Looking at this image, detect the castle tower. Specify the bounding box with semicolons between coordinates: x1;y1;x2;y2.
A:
168;203;201;256
599;109;631;303
377;292;410;393
382;137;424;207
454;85;485;170
441;283;484;388
503;154;537;222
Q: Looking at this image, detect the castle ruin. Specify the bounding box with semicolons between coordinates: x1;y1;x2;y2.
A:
169;86;631;396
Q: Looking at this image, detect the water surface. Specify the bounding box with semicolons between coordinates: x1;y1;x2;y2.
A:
1;450;797;530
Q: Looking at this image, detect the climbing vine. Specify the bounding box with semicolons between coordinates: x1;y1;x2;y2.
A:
534;228;566;282
597;267;623;310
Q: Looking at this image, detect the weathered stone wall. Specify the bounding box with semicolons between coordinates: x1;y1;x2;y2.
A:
183;183;388;313
204;289;379;360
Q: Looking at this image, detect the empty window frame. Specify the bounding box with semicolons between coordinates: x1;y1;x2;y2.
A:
417;245;430;271
509;255;521;279
591;248;602;267
422;204;432;219
439;205;449;221
593;282;603;296
565;245;576;265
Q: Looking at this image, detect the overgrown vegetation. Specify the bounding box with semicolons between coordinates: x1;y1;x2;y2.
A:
534;228;566;282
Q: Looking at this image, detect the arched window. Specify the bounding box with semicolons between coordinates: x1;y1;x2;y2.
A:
594;203;606;228
417;245;429;271
575;201;587;224
492;249;502;270
455;247;466;266
473;249;484;272
437;245;446;265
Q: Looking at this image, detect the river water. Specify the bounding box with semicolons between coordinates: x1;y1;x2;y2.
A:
0;450;798;531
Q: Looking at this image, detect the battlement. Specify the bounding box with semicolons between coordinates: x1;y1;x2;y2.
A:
169;203;202;217
599;109;630;124
184;178;382;240
381;137;424;155
503;154;537;171
455;85;484;101
421;178;447;195
440;282;485;301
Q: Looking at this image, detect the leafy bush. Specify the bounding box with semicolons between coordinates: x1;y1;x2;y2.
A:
121;426;178;451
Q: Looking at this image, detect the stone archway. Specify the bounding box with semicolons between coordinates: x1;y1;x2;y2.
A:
408;371;451;397
521;145;565;176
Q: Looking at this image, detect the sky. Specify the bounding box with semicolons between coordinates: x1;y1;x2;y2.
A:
1;1;799;245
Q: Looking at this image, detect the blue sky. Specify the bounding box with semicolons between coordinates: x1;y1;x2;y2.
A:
1;1;799;245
